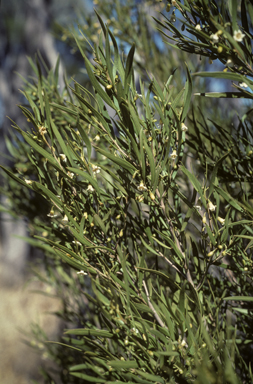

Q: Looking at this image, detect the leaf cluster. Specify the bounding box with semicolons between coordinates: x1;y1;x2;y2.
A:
1;1;253;383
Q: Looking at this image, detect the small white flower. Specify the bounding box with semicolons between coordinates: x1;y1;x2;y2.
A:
59;154;67;162
207;201;216;211
210;33;219;42
47;209;57;218
226;58;234;67
87;184;94;192
94;135;100;141
181;123;188;132
67;171;74;178
181;339;187;347
239;82;248;88
171;0;177;5
25;179;33;185
194;197;203;211
170;149;177;160
195;198;202;210
131;327;139;334
233;30;245;42
137;181;147;192
72;240;82;246
195;24;201;31
77;270;87;275
91;164;101;174
218;217;225;225
38;126;47;135
62;214;68;223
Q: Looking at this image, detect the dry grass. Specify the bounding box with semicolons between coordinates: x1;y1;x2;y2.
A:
0;267;62;384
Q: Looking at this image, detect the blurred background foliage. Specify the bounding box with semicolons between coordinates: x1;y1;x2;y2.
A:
1;0;253;383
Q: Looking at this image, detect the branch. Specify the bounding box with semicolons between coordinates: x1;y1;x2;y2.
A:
143;280;167;329
156;188;195;288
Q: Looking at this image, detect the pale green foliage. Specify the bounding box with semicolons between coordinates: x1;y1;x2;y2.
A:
1;1;253;383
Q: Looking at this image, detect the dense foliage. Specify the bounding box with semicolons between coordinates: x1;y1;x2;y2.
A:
1;1;253;383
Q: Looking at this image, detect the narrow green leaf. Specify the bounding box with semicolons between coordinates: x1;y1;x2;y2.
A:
26;56;38;76
74;36;116;110
181;165;205;205
194;91;253;99
68;226;94;247
108;360;141;369
32;182;63;210
51;120;73;165
135;370;165;383
223;296;253;302
105;29;114;85
106;381;138;384
209;151;231;197
124;43;135;97
153;230;185;264
44;91;54;144
232;308;250;315
50;102;78;117
140;236;159;256
54;55;61;87
37;74;44;117
94;9;107;37
181;63;192;121
143;138;156;185
205;224;216;246
65;329;113;338
192;71;251;85
155;351;179;357
0;166;33;188
70;372;105;382
45;341;82;352
37;237;85;263
139;129;146;180
108;29;125;82
229;0;238;31
214;186;244;212
54;248;86;270
95;147;137;174
69;364;88;371
93;214;107;234
20;131;62;172
67;167;100;196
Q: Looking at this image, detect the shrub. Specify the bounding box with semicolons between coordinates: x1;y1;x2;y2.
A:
1;1;253;383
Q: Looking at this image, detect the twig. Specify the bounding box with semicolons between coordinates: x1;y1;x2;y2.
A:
156;188;195;288
143;280;166;329
158;250;186;279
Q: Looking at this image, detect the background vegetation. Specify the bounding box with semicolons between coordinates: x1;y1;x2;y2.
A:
1;0;253;383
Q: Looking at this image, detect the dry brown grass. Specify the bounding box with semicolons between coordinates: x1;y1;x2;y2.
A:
0;267;62;384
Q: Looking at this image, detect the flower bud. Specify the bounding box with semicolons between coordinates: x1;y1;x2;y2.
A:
149;191;155;201
207;249;216;257
218;217;225;225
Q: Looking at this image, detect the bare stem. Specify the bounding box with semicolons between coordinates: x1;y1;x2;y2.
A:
143;280;166;329
156;188;195;288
